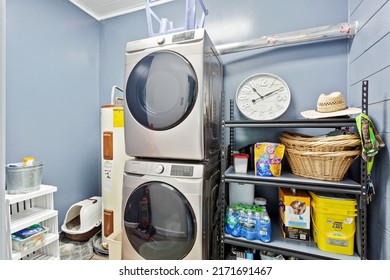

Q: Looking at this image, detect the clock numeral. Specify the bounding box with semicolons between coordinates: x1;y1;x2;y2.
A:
277;94;288;101
240;103;250;110
259;77;268;87
238;95;248;100
241;85;252;93
249;81;257;89
259;111;265;118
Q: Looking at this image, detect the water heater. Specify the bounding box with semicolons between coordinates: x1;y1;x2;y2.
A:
101;86;132;252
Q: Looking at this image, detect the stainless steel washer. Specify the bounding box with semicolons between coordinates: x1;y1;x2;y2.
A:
122;158;220;260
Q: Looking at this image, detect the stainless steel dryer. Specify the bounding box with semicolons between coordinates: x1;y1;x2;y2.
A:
122;158;220;260
123;29;223;161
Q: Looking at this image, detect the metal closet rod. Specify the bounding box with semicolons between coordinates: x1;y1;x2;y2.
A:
215;21;358;55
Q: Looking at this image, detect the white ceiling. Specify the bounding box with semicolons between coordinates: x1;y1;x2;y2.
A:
69;0;173;21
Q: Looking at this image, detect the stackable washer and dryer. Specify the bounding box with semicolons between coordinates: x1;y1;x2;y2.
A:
121;158;220;260
123;29;223;161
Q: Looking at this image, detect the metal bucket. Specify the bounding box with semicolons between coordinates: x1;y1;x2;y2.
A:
6;161;43;194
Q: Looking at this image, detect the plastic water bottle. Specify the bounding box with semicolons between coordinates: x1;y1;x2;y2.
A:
224;207;239;235
258;211;271;243
232;209;247;237
254;198;271;242
242;209;256;240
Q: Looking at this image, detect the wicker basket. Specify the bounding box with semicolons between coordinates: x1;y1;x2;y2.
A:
280;132;361;181
280;132;361;152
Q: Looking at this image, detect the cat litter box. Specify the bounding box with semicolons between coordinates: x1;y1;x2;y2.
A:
61;196;102;241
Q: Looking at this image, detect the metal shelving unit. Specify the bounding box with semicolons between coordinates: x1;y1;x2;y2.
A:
219;81;368;260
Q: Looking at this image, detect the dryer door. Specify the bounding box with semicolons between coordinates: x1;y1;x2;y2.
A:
126;50;198;130
123;181;196;259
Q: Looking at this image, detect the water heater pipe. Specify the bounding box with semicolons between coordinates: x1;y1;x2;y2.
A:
215;21;358;55
110;85;123;105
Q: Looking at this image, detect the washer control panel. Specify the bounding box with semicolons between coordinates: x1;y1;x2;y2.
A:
170;165;194;177
124;159;203;178
154;164;165;174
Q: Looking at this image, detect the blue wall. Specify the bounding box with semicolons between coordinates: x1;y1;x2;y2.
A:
349;0;390;260
6;0;100;226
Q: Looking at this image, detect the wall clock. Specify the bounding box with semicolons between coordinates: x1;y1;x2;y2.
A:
235;73;291;120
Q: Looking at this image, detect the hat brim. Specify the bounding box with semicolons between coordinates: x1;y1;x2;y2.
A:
300;107;362;119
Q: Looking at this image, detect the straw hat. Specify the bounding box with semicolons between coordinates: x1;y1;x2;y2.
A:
300;92;361;119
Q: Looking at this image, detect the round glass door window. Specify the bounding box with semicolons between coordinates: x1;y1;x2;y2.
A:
126;51;198;130
123;182;196;260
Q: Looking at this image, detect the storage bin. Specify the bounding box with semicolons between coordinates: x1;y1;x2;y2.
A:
229;183;254;206
6;161;43;194
233;153;249;173
260;251;285;260
107;229;122;260
11;224;49;253
309;191;357;255
146;0;208;37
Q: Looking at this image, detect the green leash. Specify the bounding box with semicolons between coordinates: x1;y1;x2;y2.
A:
355;113;385;203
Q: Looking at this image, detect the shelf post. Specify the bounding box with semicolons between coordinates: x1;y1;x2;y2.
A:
360;80;369;260
219;91;226;260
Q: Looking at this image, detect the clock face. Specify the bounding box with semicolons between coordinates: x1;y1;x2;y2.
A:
236;73;291;120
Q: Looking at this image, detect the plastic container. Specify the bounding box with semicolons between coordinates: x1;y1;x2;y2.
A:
6;161;43;194
260;251;285;260
23;157;35;165
309;191;357;255
254;197;267;209
229;182;254;205
11;224;48;253
107;229;122;260
145;0;208;37
233;153;249;173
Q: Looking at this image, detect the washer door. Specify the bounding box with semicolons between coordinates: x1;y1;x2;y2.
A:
126;51;198;130
123;182;196;260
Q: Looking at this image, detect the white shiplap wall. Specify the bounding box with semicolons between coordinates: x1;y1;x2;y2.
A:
349;0;390;260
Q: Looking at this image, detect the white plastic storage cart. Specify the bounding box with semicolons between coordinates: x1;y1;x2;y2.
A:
5;185;60;260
